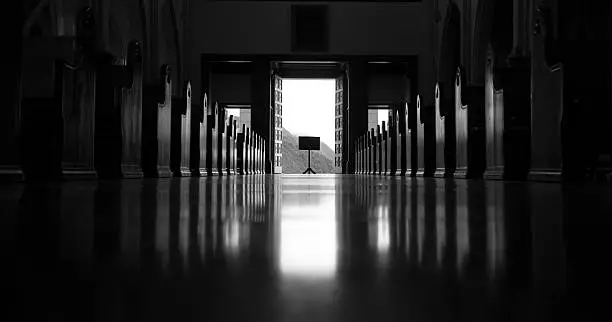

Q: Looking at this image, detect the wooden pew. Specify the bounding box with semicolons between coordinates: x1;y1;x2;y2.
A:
245;128;251;175
250;132;256;175
171;82;192;177
217;106;227;176
402;103;413;176
377;124;383;175
20;34;100;180
356;135;362;174
251;131;259;174
369;129;375;175
360;135;366;175
237;124;246;175
257;135;263;174
227;117;236;175
255;134;261;174
196;94;209;176
454;67;486;179
434;83;446;177
142;64;172;178
91;41;144;179
206;102;219;176
383;121;390;175
484;55;530;180
416;95;426;176
394;110;401;176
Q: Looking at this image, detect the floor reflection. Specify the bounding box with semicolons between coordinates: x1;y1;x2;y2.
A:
279;186;337;278
3;175;604;321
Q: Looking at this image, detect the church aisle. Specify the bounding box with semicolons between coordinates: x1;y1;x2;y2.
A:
2;175;609;321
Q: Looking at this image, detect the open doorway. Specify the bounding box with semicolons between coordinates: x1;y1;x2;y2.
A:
275;79;336;174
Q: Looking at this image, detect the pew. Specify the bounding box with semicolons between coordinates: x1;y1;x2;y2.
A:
206;102;219;176
394;110;401;176
171;82;192;177
383;121;390;175
484;56;531;180
252;132;257;175
357;135;363;174
402;104;413;176
388;110;396;176
228;118;237;175
454;67;486;179
259;136;265;174
253;133;260;174
416;95;426;176
245;128;251;175
237;125;247;175
377;124;383;176
434;84;446;177
142;64;172;178
91;41;144;179
197;94;209;176
369;129;375;175
217;106;227;176
361;135;366;175
20;30;102;180
255;134;261;174
361;134;366;175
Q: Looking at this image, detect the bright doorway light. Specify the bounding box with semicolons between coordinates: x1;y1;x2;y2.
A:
280;79;336;174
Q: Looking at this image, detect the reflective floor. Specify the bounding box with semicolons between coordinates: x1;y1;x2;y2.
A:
2;175;611;321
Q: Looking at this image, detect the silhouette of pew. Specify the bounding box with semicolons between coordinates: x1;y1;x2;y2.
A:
360;135;366;175
141;64;172;178
369;129;375;175
171;82;192;177
206;102;219;176
434;83;446;177
416;95;427;176
393;110;401;176
376;124;383;175
254;133;260;174
454;67;485;179
227;116;236;175
401;104;413;176
245;128;252;175
382;121;390;175
20;35;100;180
237;124;247;175
256;135;264;174
217;106;227;176
484;57;531;181
196;94;209;176
356;135;364;174
89;41;144;179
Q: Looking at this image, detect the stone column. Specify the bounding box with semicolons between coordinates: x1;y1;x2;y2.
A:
348;59;368;174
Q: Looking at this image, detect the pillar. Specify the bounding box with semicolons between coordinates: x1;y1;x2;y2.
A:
348;59;368;174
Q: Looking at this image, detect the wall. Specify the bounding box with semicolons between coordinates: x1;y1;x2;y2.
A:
188;0;436;106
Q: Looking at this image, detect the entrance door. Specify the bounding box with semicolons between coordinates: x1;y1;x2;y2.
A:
273;74;283;174
335;74;345;173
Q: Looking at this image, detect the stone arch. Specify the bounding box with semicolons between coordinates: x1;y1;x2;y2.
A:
438;1;461;117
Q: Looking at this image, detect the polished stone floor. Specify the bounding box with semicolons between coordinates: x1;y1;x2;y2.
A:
2;175;611;321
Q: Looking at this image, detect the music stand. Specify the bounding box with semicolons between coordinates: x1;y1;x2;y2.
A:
298;136;320;174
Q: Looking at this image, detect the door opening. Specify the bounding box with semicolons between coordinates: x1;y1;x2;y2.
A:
276;78;337;174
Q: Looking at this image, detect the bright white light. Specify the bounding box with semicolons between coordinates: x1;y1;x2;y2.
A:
279;193;337;278
282;79;336;149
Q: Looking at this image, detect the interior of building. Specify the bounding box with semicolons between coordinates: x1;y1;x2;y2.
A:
3;0;612;321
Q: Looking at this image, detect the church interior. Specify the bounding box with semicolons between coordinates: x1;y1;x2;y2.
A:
3;0;612;321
